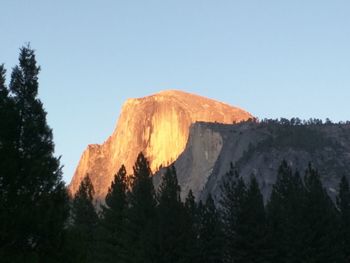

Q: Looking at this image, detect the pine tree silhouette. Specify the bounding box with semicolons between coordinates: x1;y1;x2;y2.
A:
0;46;68;262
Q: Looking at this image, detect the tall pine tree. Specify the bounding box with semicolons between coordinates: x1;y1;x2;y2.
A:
183;190;198;263
219;163;246;262
124;152;157;263
197;194;224;263
220;165;269;263
156;165;189;262
0;46;68;262
302;164;344;262
0;64;18;249
237;176;269;263
99;165;128;263
267;160;305;263
69;175;98;263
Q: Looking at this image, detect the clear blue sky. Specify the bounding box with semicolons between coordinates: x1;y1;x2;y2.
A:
1;1;349;183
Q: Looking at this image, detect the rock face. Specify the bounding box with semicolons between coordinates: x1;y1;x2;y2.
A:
163;121;350;202
69;90;253;198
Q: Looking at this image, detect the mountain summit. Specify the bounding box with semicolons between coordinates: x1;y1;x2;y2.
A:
68;90;253;198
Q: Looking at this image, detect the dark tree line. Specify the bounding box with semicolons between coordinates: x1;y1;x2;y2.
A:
67;157;350;263
1;46;350;263
68;153;225;263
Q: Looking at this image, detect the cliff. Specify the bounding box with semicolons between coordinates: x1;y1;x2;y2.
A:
162;121;350;201
69;90;253;198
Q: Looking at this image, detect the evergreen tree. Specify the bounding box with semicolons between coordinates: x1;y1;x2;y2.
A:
69;175;98;263
197;194;224;263
0;46;68;262
156;165;189;262
99;165;128;263
267;160;305;263
124;152;157;263
238;176;269;263
183;190;198;263
337;175;350;261
219;163;246;262
0;64;20;260
220;165;269;263
302;165;344;262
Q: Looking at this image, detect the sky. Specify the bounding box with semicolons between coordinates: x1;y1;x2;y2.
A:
1;1;350;183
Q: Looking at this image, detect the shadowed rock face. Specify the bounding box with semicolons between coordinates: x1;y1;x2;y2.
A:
167;121;350;203
69;90;253;199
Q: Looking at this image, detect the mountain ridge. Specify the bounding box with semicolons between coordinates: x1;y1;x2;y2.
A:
157;120;350;202
69;90;253;198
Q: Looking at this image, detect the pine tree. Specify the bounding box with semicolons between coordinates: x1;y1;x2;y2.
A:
220;165;269;263
219;163;246;262
302;164;344;262
197;194;224;263
0;46;68;262
69;175;98;263
99;165;128;263
337;175;350;261
183;190;198;263
156;165;189;262
124;152;157;263
0;64;20;260
238;176;269;263
267;160;305;263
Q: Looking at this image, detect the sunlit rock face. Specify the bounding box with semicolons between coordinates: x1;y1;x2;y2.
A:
68;90;253;199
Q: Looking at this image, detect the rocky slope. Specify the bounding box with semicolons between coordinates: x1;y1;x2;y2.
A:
162;121;350;202
69;90;253;198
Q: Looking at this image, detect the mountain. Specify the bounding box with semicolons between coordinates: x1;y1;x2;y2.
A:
156;120;350;201
68;90;253;198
